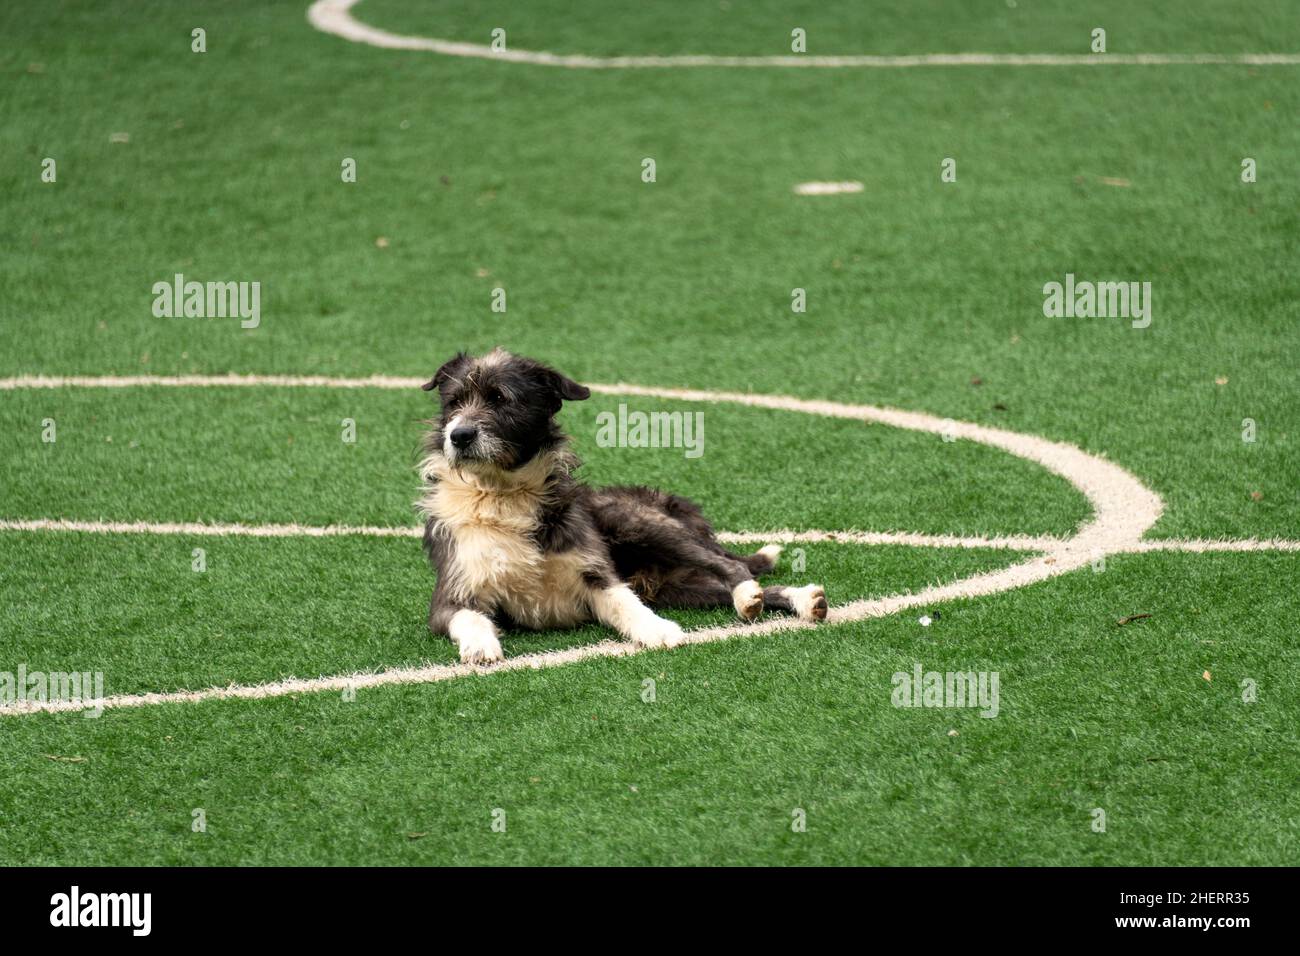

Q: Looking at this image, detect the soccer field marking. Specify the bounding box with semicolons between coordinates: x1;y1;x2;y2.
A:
0;516;1052;551
2;517;1295;555
794;182;864;196
306;0;1300;69
6;370;1292;717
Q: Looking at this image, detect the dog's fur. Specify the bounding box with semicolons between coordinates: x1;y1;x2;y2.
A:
417;349;827;664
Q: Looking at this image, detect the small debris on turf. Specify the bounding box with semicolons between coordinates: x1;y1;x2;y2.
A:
109;132;130;143
993;402;1008;411
947;729;959;737
374;236;389;249
1100;176;1132;187
1202;670;1212;682
970;376;983;386
43;754;87;763
1115;613;1152;626
407;832;428;840
1215;376;1229;385
918;615;932;627
1250;490;1263;501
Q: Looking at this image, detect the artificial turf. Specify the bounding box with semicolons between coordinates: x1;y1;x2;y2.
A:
0;0;1296;865
3;551;1296;866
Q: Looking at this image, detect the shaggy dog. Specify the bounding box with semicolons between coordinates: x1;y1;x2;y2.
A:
417;349;828;664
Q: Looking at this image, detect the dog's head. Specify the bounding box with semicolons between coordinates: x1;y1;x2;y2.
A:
422;348;590;472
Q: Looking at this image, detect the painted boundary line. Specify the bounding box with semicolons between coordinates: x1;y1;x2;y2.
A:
307;0;1300;69
1;518;1295;554
3;370;1168;715
5;372;1292;718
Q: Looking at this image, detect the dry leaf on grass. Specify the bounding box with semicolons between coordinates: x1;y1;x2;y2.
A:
1116;613;1152;626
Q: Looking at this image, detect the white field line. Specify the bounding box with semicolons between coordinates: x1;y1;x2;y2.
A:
306;0;1300;70
0;372;1285;717
0;373;425;390
3;517;1293;555
794;181;864;196
0;517;1058;552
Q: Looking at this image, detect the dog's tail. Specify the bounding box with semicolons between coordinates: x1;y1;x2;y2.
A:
741;544;783;576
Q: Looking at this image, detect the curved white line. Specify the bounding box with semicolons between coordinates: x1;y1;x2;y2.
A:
0;373;1166;716
306;0;1300;69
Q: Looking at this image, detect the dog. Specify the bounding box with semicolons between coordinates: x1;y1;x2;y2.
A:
417;349;828;664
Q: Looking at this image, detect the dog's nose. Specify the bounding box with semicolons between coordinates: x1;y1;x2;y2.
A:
449;425;478;449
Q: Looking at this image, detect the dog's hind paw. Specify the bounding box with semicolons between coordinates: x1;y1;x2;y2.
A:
632;615;685;650
788;584;828;621
732;580;765;622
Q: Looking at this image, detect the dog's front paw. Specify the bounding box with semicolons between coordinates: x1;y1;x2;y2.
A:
459;632;504;665
788;584;828;621
632;615;685;650
450;610;505;665
732;580;764;622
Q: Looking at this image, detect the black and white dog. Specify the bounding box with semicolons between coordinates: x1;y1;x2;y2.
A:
418;349;828;664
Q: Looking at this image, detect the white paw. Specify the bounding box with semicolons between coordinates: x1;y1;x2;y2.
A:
450;609;505;665
631;615;685;650
787;584;828;621
459;632;504;665
732;579;764;622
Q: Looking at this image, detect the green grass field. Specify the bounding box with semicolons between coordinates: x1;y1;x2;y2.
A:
1;0;1296;865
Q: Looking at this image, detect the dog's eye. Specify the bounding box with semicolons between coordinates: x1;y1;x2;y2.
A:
484;387;504;404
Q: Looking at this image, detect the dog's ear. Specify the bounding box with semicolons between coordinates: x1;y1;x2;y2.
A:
422;352;471;392
543;367;591;407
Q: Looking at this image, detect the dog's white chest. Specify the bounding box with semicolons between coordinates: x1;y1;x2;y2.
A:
428;481;592;629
